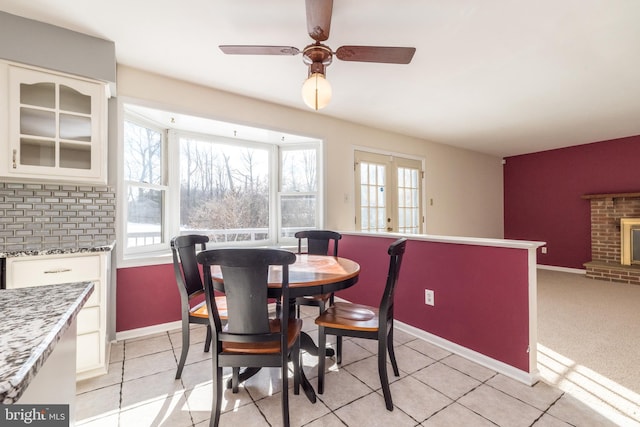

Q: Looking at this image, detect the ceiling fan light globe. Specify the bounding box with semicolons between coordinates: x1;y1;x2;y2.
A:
302;73;332;110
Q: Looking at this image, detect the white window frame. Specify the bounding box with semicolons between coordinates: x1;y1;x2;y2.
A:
117;100;324;267
121;114;169;257
277;143;324;243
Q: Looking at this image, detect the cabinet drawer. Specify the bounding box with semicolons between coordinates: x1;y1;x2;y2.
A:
8;254;101;288
77;306;101;334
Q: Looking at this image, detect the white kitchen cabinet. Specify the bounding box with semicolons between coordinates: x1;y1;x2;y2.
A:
0;62;108;184
5;252;111;380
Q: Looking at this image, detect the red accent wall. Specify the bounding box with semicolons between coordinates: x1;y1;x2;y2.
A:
116;234;533;372
504;135;640;269
337;234;531;372
116;263;182;332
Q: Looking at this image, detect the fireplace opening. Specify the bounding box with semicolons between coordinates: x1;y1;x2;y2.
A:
620;218;640;265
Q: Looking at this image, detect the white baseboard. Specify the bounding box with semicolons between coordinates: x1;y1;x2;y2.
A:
115;303;537;386
394;320;538;386
115;320;181;342
333;296;538;386
537;264;586;274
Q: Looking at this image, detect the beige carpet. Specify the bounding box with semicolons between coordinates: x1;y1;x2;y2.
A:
537;268;640;424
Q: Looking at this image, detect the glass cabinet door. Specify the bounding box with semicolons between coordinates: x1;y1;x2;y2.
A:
18;79;93;169
6;65;106;183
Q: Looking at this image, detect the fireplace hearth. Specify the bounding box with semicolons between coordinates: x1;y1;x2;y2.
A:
582;192;640;285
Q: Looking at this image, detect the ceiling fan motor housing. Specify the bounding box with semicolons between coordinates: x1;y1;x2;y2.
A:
303;43;333;76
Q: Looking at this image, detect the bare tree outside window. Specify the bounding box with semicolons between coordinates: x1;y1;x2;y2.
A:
179;136;269;242
122;105;323;254
280;148;317;238
123;120;164;248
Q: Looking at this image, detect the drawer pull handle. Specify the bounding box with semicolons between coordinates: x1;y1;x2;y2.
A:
12;149;17;169
44;268;72;274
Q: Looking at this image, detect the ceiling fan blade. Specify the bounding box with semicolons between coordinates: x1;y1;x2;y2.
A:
335;46;416;64
306;0;333;42
219;45;300;56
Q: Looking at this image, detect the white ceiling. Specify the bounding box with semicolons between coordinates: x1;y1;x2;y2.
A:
2;0;640;158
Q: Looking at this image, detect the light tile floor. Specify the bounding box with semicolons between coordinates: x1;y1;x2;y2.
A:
76;306;623;427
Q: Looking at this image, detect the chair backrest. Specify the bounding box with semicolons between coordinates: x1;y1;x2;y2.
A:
295;230;342;256
197;248;297;345
378;238;408;322
171;234;209;300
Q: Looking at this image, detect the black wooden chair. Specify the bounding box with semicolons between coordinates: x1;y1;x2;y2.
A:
315;238;408;411
294;230;342;317
197;248;302;427
171;235;227;380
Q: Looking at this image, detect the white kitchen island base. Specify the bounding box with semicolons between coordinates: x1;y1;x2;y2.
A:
16;320;77;426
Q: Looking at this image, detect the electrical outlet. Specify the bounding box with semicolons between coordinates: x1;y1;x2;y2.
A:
541;247;547;254
425;289;435;306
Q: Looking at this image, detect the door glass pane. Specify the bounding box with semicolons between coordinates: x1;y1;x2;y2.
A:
20;139;55;167
397;166;420;233
60;85;91;114
179;136;269;243
60;142;91;169
60;113;91;141
360;161;387;232
20;108;55;137
20;82;55;108
126;186;163;248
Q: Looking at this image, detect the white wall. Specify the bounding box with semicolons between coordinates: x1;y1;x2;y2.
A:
115;65;504;239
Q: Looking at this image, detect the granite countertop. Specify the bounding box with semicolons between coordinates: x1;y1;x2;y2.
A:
0;240;115;258
0;282;94;404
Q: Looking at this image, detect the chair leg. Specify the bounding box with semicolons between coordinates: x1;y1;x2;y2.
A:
336;336;343;365
378;338;394;411
282;356;290;427
387;326;400;377
293;338;301;395
204;325;212;353
211;361;223;427
317;326;326;394
176;318;190;379
232;367;239;393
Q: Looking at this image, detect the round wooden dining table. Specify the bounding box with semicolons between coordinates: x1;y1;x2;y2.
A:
211;254;360;300
210;254;360;403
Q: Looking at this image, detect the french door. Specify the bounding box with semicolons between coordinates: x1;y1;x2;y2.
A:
354;150;423;234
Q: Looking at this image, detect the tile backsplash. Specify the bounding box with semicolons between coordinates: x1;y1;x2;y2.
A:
0;182;116;249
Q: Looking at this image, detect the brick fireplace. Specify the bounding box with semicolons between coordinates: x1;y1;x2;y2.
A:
582;192;640;285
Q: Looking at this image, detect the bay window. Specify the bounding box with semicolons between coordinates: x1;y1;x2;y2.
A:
120;103;323;261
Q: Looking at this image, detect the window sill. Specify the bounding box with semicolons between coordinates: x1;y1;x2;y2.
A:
118;251;172;269
118;243;301;269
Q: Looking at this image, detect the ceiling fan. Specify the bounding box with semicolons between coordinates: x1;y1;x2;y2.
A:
219;0;416;110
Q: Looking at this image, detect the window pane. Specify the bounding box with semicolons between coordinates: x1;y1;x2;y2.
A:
124;121;162;184
280;194;316;238
359;161;387;232
397;166;420;233
281;149;316;192
126;186;163;248
179;137;270;243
